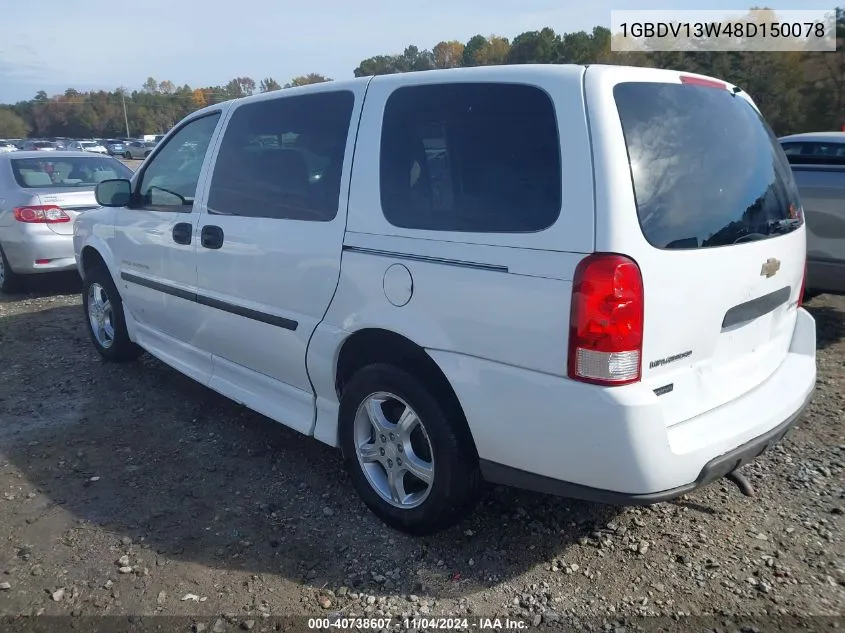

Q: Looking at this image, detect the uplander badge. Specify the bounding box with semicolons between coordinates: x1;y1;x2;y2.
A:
649;350;692;369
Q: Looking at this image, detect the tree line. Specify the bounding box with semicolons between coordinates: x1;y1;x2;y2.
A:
1;9;844;139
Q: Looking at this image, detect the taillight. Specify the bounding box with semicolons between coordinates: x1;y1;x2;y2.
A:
13;205;70;223
568;253;644;386
680;75;727;90
798;262;807;307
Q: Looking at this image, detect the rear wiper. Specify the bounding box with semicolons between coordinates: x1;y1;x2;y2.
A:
733;233;767;244
767;218;801;234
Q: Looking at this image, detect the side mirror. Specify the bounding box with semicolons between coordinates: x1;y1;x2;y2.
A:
96;179;132;207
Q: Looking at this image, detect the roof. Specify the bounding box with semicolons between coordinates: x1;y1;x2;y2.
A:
778;132;845;143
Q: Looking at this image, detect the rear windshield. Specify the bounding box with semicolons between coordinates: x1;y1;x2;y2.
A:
614;81;802;249
11;156;133;188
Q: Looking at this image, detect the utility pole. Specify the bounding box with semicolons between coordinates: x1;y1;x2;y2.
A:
120;88;130;138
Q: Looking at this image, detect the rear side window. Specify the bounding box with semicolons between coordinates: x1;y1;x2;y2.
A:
11;156;133;188
780;141;845;165
380;83;561;233
615;82;802;249
207;91;355;222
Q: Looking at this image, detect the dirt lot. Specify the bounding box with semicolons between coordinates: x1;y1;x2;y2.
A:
119;159;143;171
0;274;842;631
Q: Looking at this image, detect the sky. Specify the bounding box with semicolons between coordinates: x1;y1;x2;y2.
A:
0;0;836;104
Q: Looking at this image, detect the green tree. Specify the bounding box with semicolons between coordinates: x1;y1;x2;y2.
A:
225;77;256;98
354;54;400;77
462;34;488;66
260;77;282;92
433;40;465;68
473;36;510;65
508;28;562;64
284;73;332;88
0;108;28;137
394;46;435;72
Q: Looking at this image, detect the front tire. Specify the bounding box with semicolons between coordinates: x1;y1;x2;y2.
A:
339;363;481;535
0;244;22;294
124;151;132;159
82;264;143;362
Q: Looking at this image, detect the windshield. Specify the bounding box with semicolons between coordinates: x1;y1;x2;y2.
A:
614;81;803;250
81;142;97;148
11;156;133;188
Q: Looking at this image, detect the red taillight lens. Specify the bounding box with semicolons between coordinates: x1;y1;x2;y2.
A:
680;75;727;90
568;253;644;386
13;205;70;223
798;262;807;307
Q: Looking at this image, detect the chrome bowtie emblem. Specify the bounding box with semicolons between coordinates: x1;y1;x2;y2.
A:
760;258;781;278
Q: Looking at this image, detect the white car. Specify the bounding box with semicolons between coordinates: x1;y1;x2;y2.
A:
0;141;17;153
73;64;817;535
67;140;108;154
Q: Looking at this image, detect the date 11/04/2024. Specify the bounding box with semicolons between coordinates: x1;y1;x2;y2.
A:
308;617;530;630
618;21;827;39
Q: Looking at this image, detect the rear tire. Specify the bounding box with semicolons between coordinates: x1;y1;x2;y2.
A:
124;151;132;159
339;363;481;535
82;264;143;362
0;244;22;294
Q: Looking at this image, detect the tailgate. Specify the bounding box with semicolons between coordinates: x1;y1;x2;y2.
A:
586;66;806;427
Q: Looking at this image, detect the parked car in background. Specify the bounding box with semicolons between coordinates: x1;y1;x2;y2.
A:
122;140;155;159
75;65;815;535
66;140;109;154
780;131;845;297
0;140;17;153
105;140;127;156
0;151;134;292
20;140;58;151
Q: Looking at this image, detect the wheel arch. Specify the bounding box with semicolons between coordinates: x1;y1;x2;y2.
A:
78;239;123;304
80;244;109;278
332;327;479;459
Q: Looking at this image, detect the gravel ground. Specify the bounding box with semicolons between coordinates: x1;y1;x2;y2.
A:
118;159;143;171
0;275;842;632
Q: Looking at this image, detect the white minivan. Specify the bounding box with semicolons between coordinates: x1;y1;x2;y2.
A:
74;64;816;535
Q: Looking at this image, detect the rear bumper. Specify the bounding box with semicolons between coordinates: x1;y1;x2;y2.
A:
479;390;810;504
429;307;816;503
1;226;77;274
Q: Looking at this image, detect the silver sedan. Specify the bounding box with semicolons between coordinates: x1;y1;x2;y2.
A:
0;151;134;292
122;140;155;160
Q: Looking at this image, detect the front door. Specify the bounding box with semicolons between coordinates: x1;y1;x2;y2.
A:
191;87;363;433
111;110;225;382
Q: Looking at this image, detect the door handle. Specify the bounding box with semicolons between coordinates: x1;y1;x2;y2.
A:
172;222;192;245
200;225;224;249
